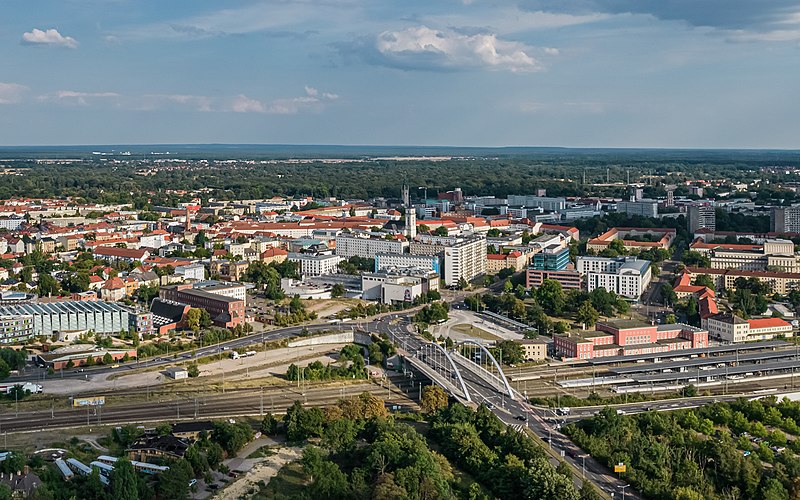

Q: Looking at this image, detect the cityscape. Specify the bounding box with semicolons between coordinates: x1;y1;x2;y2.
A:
3;1;800;499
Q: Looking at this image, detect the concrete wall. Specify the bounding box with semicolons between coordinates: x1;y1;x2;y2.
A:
288;331;373;347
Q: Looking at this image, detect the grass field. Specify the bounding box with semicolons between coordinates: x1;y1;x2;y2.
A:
451;323;502;341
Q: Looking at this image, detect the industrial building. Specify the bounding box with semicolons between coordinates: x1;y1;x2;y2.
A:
159;284;245;328
0;301;132;339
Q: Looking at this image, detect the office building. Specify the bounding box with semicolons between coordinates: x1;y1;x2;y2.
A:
688;205;716;232
159;285;245;328
507;195;566;212
617;200;658;218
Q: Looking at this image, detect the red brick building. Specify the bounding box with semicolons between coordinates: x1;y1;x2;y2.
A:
554;320;709;360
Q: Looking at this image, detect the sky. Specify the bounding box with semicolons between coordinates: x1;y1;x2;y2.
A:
1;0;800;148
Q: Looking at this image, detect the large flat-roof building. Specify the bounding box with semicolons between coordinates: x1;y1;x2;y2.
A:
690;238;800;271
0;301;131;339
374;253;440;275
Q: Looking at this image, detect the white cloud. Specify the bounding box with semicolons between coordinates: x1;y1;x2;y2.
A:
228;87;338;114
231;94;266;113
40;90;119;105
0;83;28;104
374;26;542;72
21;28;78;49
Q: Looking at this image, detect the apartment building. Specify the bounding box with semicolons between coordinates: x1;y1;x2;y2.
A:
442;237;487;287
577;256;652;300
587;227;675;253
335;232;407;259
0;314;33;344
287;253;342;277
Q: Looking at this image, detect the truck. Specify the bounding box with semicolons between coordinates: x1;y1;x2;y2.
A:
0;382;42;395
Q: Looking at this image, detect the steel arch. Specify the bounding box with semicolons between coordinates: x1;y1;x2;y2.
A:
420;342;472;402
459;339;516;401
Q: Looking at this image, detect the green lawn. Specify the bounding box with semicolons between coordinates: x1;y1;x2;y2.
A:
251;461;308;499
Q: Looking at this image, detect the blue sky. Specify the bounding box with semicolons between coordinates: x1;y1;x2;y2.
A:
1;0;799;148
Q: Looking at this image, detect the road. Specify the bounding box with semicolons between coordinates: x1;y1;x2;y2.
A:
9;322;341;384
377;315;637;499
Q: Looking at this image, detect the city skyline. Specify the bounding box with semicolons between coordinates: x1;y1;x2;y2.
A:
2;1;800;148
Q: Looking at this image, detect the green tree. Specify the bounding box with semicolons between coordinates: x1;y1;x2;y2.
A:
37;273;61;297
185;308;202;333
102;352;113;365
187;364;199;377
110;458;139;500
421;385;449;414
330;283;345;298
575;302;600;329
157;459;193;499
537;279;565;315
492;340;525;365
260;413;278;435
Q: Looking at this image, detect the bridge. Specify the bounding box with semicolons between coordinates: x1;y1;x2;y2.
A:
380;316;638;499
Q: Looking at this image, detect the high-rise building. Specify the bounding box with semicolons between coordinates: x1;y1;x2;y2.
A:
688;205;716;232
771;206;800;233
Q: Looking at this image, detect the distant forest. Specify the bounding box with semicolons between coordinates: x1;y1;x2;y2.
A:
0;148;798;206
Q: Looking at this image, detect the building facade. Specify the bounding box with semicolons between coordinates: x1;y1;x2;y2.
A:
554;321;708;360
577;256;652;300
287;253;342;277
334;233;406;259
688;205;716;232
0;301;130;338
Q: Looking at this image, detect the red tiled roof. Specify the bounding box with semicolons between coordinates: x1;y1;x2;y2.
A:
747;318;791;329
